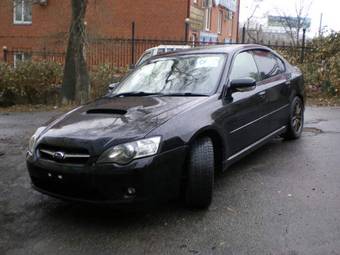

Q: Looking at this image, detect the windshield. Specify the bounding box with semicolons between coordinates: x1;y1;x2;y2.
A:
113;54;226;96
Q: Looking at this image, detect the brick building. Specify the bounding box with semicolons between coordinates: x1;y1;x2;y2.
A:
0;0;240;65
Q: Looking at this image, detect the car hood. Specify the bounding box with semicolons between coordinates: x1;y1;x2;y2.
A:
38;96;206;155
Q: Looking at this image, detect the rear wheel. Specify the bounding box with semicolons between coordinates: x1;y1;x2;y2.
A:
282;96;304;140
185;137;215;209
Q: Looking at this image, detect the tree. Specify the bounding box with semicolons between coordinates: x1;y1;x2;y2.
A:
61;0;90;104
11;0;91;104
243;0;264;43
276;0;312;46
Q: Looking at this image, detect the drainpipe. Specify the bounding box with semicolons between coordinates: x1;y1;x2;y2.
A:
236;0;240;43
185;0;191;42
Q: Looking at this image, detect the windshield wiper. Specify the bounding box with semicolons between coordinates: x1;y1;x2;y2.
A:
113;92;164;97
162;93;209;97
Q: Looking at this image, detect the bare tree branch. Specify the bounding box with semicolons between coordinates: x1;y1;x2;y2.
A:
276;0;312;46
244;0;263;43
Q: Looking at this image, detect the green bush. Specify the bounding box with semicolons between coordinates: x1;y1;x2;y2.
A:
90;65;127;99
0;61;63;106
0;62;127;106
300;32;340;97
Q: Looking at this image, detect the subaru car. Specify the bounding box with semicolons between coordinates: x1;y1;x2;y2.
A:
26;44;304;209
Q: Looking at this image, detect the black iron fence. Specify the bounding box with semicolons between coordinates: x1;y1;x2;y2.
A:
2;37;313;69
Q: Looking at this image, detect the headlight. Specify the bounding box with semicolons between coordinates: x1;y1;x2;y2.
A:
28;135;37;154
97;136;161;165
28;127;45;155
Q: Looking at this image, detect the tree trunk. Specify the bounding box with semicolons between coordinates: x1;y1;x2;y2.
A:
61;0;90;104
296;28;301;47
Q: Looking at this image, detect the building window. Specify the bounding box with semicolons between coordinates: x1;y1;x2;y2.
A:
202;0;208;8
192;33;197;46
217;10;223;34
204;8;211;31
227;10;233;20
13;0;32;24
14;52;32;67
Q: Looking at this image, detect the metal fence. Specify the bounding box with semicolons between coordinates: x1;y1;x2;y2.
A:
2;37;313;69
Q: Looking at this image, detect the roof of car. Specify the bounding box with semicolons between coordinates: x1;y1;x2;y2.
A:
156;44;271;57
146;45;192;51
144;44;281;65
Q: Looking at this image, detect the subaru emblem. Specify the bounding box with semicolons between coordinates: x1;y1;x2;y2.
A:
53;151;65;161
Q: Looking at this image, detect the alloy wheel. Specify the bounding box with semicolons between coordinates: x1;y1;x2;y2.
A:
292;101;303;133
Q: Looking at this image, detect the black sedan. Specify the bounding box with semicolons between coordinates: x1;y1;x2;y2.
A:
26;44;304;208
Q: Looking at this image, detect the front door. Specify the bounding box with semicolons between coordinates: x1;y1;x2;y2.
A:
221;51;269;156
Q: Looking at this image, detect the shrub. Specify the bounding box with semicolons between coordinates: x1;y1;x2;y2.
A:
0;61;63;106
0;62;127;106
301;32;340;97
90;65;127;99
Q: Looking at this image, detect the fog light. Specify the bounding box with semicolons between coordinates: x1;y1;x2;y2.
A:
127;187;136;195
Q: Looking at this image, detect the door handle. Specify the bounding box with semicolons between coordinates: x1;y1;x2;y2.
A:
258;91;266;97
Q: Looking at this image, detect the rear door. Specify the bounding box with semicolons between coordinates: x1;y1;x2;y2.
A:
252;50;290;132
222;51;269;155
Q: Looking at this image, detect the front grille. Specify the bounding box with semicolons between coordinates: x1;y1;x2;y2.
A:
38;144;90;165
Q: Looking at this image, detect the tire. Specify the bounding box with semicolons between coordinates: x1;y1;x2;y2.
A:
185;137;215;209
282;96;304;140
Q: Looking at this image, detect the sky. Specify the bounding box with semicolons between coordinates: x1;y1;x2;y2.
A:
239;0;340;37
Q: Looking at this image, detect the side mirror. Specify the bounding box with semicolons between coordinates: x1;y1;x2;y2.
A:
108;82;119;94
229;78;257;93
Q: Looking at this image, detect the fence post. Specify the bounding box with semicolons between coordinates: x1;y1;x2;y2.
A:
300;28;306;64
131;21;136;66
241;26;246;44
2;46;8;62
43;47;47;60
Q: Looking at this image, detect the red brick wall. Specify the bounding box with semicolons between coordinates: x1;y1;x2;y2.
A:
86;0;188;39
0;0;239;63
0;0;188;59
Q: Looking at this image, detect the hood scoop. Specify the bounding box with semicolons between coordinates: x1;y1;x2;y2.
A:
86;109;127;115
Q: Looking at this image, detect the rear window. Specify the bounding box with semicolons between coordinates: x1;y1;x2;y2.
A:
157;48;166;54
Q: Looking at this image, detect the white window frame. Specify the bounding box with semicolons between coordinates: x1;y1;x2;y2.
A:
227;10;233;20
217;10;223;34
204;8;211;31
192;33;197;46
13;0;32;25
14;52;31;67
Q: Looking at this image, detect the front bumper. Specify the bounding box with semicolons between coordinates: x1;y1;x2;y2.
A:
27;146;188;205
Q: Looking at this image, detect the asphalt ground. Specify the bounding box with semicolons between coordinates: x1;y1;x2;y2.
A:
0;107;340;255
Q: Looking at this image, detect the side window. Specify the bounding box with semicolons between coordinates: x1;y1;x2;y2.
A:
252;50;284;80
276;56;286;73
157;48;166;54
230;51;259;81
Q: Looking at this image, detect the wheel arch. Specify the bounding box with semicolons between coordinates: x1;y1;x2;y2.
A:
188;127;226;173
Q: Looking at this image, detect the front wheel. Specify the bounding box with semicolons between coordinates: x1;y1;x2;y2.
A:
185;137;215;209
282;96;304;140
